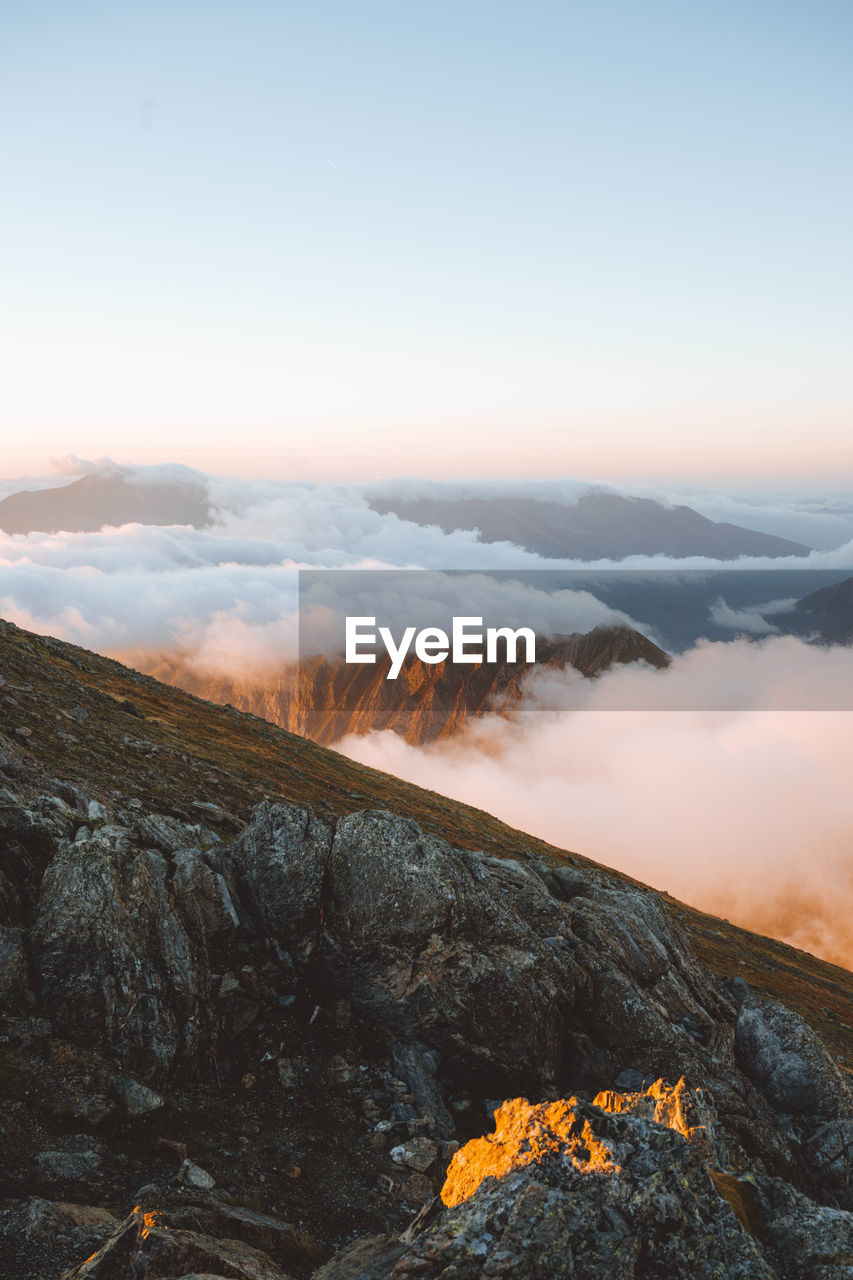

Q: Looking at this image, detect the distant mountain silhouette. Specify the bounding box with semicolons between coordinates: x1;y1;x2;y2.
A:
0;472;212;534
784;576;853;645
370;492;812;560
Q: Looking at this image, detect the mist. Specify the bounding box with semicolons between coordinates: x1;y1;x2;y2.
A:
339;638;853;969
3;461;853;969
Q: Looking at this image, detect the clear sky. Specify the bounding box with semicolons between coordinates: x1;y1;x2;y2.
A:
2;1;852;483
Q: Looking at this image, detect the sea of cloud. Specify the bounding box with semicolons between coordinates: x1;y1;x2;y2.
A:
340;641;853;967
2;458;853;966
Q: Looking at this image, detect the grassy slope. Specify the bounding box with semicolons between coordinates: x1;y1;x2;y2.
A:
2;618;851;1076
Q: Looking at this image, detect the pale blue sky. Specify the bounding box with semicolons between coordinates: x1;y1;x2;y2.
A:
2;1;852;481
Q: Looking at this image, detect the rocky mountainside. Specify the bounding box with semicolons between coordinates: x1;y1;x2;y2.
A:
142;624;671;745
0;618;851;1278
369;492;812;559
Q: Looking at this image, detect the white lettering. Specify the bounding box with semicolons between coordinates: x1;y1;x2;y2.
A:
344;617;537;678
486;626;536;663
345;616;377;663
415;627;450;663
452;616;483;664
379;625;417;679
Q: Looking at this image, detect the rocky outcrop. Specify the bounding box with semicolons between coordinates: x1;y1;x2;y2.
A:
60;1206;296;1279
230;802;852;1207
320;1081;853;1280
30;826;215;1084
1;772;852;1275
11;789;851;1211
735;993;853;1205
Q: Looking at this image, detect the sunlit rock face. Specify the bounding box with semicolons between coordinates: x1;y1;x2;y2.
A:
440;1078;726;1211
440;1095;623;1209
318;1080;853;1280
330;1081;777;1280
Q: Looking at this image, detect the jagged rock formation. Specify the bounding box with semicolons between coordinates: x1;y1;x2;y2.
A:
0;617;851;1277
2;784;852;1276
319;1083;853;1279
142;624;671;745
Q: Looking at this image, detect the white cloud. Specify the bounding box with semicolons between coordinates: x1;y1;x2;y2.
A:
339;637;853;967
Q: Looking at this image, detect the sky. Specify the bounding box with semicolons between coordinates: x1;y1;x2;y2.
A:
2;1;852;482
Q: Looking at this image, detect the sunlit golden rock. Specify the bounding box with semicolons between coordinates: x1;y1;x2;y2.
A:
441;1095;620;1208
442;1077;726;1209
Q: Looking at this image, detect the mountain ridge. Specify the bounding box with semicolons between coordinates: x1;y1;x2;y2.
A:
0;473;213;535
370;491;812;559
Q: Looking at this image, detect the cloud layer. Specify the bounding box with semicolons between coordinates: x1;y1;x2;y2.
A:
340;638;853;967
2;459;853;969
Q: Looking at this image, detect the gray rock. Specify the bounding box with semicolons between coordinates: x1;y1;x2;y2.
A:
614;1068;647;1091
172;846;241;938
0;923;28;1012
389;1137;438;1173
320;810;584;1090
50;779;89;812
329;1092;775;1279
752;1172;853;1280
111;1075;165;1116
122;809;205;853
736;996;851;1118
31;832;215;1082
230;801;333;948
221;801;813;1203
311;1234;406;1279
178;1158;216;1190
36;1148;102;1182
392;1041;455;1140
60;1206;292;1278
191;799;228;824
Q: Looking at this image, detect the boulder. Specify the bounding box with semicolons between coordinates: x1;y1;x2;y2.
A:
31;831;215;1082
60;1207;296;1279
326;1087;776;1279
111;1076;165;1116
172;847;241;940
736;996;852;1118
230;801;333;948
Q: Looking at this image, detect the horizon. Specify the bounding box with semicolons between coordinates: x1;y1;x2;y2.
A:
4;451;853;494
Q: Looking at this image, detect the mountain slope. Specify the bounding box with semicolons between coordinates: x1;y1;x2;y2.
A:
2;618;852;1279
0;617;848;1068
371;492;812;559
0;472;212;534
786;575;853;645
